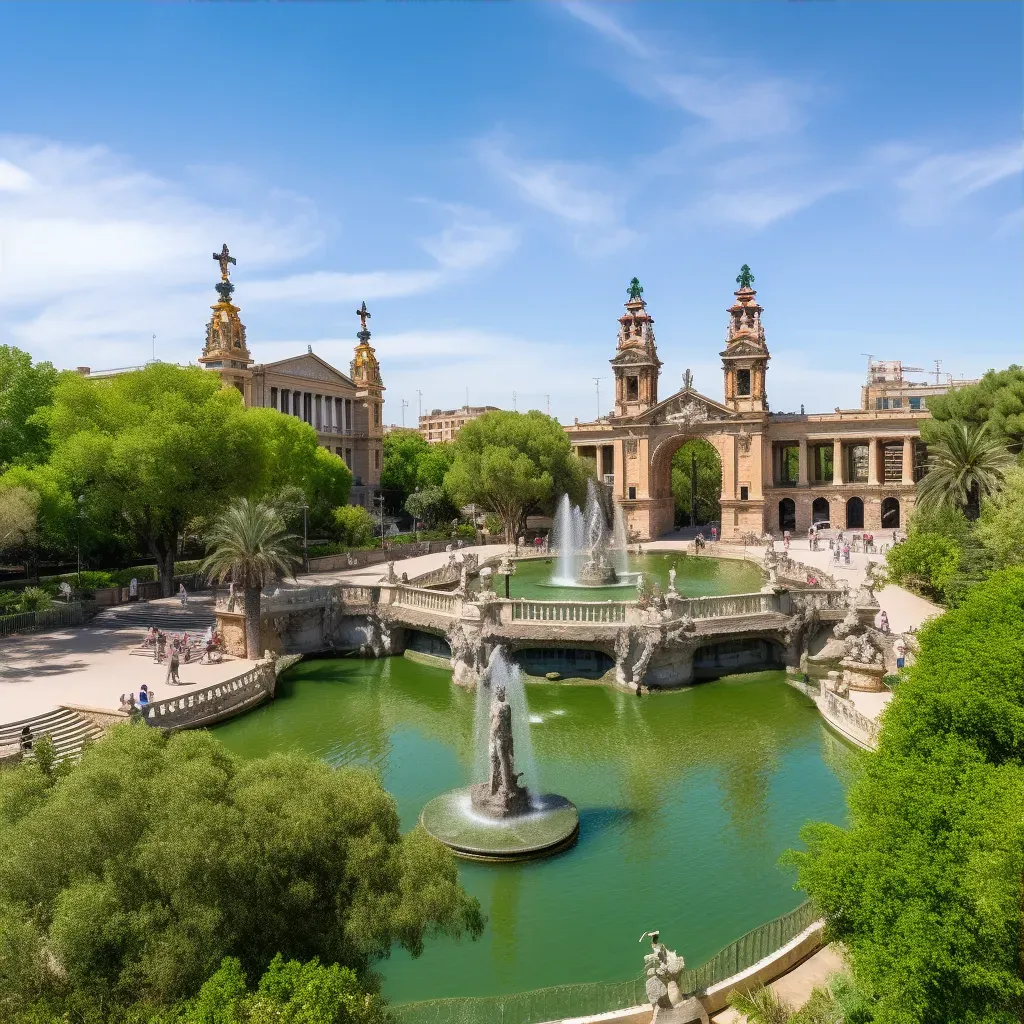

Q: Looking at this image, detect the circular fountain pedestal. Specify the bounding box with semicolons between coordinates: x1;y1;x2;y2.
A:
577;558;618;587
420;789;580;862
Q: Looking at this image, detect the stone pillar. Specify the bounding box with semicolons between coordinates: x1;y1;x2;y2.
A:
867;440;879;486
833;439;845;484
315;394;322;431
798;439;808;486
902;436;915;484
280;388;289;415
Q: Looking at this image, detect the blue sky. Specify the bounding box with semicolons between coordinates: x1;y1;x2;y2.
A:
0;2;1020;424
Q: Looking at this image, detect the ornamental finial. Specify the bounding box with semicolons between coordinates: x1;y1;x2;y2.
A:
627;277;644;301
736;265;755;290
213;244;236;281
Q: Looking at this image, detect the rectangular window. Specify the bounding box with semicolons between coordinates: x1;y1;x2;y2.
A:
736;369;751;396
740;486;749;501
914;440;928;482
811;444;834;484
344;448;352;467
891;398;902;409
626;377;639;402
374;405;381;427
883;443;903;483
628;486;637;500
847;444;869;483
909;397;922;410
777;443;799;486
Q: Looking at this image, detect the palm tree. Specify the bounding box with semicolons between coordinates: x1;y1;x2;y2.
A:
202;498;300;659
916;421;1013;520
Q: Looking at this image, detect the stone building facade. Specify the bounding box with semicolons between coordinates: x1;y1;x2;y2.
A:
198;248;384;507
566;269;963;542
419;405;502;444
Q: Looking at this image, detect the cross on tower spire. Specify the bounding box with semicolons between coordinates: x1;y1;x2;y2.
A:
213;244;236;281
356;301;371;332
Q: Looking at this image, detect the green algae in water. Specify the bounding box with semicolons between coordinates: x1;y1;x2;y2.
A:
213;658;855;1003
510;551;762;602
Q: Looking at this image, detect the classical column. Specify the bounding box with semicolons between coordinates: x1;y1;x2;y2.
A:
798;439;808;486
902;436;915;484
315;395;322;431
280;388;289;415
833;439;845;484
867;440;879;486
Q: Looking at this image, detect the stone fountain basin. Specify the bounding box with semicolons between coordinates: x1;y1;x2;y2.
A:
420;788;579;862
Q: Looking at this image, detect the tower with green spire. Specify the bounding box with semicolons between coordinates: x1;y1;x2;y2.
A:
720;266;770;414
610;277;662;418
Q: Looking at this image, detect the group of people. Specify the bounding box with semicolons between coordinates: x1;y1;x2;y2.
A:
693;525;718;551
118;684;155;713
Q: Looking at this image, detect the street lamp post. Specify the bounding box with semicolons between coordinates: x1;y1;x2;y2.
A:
76;494;85;588
374;494;386;550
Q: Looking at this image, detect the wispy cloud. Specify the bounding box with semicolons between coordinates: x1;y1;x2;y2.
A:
415;201;520;271
697;180;851;230
563;2;810;143
891;141;1024;224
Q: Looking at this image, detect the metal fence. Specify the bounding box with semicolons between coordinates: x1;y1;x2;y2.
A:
0;602;85;638
392;900;818;1024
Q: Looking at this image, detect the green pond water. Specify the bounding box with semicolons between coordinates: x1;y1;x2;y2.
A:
508;552;762;602
213;659;856;1004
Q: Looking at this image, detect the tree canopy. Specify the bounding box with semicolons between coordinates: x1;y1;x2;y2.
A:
786;569;1024;1023
0;346;61;469
380;430;453;514
444;411;588;542
0;725;483;1020
975;463;1024;570
31;365;350;592
923;365;1024;453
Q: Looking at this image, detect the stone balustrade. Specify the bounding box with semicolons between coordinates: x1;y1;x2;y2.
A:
676;592;784;619
143;660;276;730
392;585;461;616
817;686;880;750
508;600;627;624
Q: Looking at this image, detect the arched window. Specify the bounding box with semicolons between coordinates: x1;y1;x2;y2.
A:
778;498;796;532
846;496;865;529
881;497;900;529
811;497;830;525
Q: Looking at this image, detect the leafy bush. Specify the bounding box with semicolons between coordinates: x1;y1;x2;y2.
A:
0;590;20;613
18;586;52;612
108;565;157;586
0;725;483;1015
332;505;376;547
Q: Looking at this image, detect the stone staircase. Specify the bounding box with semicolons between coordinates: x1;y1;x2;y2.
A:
91;600;216;634
0;707;104;762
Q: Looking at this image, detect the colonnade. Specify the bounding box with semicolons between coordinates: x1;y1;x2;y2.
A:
270;387;356;435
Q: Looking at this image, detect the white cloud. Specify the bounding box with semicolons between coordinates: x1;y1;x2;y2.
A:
246;270;443;304
893;141;1024;224
697;180;850;229
0;158;33;193
561;1;651;59
416;202;520;271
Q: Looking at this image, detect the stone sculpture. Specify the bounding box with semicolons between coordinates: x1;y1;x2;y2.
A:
385;561;398;584
471;684;531;818
668;565;678;595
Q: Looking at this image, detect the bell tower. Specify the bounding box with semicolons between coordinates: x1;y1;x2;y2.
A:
611;278;662;419
721;265;770;414
199;244;253;401
350;302;385;476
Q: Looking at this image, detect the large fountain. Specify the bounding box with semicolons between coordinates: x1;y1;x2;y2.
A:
551;479;636;588
420;649;579;861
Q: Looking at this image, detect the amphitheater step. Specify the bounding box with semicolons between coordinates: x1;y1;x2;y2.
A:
91;603;216;634
0;707;105;762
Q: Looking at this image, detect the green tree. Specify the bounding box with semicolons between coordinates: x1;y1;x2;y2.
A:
171;954;386;1024
405;486;458;531
786;569;1024;1023
40;365;263;595
975;463;1024;569
332;506;376;547
670;440;721;526
0;725;483;1015
380;431;453;514
0;347;61;469
244;410;352;535
924;365;1024;453
444;411;588;543
916;420;1013;520
0;486;39;556
202;499;300;658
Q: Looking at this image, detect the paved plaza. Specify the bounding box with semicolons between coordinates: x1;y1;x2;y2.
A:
0;595;257;722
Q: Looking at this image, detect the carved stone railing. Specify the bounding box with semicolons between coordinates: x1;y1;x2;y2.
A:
508;600;627;624
817;687;880;750
143;660;276;731
392;585;461;616
675;592;784;619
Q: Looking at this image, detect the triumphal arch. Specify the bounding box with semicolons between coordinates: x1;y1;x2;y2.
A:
566;270;929;542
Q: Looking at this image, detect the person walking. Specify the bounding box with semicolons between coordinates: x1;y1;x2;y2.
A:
178;583;188;608
166;646;181;686
711;525;718;543
20;725;32;752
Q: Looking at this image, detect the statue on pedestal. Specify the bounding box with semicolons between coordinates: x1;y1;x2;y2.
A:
470;685;531;818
